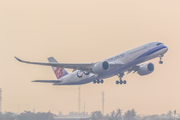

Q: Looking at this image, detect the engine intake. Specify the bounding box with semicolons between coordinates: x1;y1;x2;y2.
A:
92;61;109;74
137;63;154;76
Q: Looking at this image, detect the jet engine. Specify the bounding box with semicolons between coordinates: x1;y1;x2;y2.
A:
92;61;109;74
137;63;154;76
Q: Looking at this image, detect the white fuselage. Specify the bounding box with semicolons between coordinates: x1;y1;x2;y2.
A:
53;42;168;85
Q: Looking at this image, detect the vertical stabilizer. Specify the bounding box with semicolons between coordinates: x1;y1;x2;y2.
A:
47;57;68;80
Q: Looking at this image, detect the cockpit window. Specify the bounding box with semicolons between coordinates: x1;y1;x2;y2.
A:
157;43;163;46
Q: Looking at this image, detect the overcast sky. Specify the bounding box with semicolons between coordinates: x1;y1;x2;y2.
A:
0;0;180;115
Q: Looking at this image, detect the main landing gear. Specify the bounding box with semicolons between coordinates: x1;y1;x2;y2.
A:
93;79;104;84
116;73;126;85
159;55;164;64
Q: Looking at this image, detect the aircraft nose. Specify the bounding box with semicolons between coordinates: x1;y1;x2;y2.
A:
165;45;168;50
163;45;168;53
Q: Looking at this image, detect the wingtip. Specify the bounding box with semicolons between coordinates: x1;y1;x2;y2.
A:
14;56;22;62
32;80;39;82
32;80;42;82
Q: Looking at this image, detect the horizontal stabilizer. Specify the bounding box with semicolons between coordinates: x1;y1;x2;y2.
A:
32;80;62;83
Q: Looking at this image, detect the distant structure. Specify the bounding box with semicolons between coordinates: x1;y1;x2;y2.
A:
84;100;86;118
102;92;104;115
0;88;2;113
78;86;81;113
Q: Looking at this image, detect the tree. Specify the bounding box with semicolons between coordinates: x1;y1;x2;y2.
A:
115;109;122;120
0;112;3;120
3;112;15;120
58;111;64;117
167;110;172;119
17;111;55;120
174;110;177;118
91;111;103;120
110;110;115;120
148;115;160;120
123;109;136;120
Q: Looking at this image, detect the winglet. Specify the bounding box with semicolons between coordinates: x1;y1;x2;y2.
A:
14;56;23;62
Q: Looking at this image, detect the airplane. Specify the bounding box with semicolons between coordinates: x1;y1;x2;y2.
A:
15;41;168;85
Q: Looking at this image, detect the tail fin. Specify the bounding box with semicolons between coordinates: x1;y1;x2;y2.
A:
48;57;68;80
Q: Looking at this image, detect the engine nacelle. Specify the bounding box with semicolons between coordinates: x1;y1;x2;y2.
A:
92;61;109;74
137;63;154;76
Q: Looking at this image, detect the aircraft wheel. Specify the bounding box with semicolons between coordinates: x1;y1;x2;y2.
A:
101;79;104;84
116;81;119;84
93;80;96;84
124;80;127;84
120;80;123;84
97;79;100;84
159;61;163;64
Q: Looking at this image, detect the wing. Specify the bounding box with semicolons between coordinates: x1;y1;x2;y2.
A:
32;80;62;83
15;57;94;71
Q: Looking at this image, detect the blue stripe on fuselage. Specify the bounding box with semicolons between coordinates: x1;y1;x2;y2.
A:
135;45;167;60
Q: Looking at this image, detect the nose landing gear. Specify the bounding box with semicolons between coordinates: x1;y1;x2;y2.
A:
159;55;164;64
116;73;127;85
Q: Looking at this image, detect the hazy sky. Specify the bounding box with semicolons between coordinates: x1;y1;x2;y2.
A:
0;0;180;115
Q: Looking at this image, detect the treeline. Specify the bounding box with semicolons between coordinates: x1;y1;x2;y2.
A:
0;111;55;120
91;109;180;120
0;109;180;120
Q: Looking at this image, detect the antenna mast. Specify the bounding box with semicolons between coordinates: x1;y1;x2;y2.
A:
102;92;104;115
78;86;81;113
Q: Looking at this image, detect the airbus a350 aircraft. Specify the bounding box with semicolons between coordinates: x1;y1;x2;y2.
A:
15;41;168;85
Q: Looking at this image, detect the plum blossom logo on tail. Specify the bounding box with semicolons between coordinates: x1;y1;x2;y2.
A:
55;67;63;79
